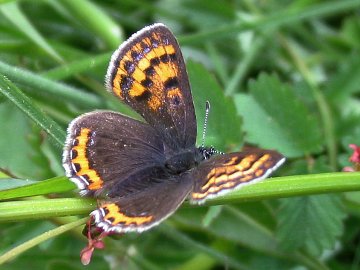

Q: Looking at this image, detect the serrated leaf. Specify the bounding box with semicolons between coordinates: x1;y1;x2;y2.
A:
188;61;242;150
235;73;322;157
276;194;346;256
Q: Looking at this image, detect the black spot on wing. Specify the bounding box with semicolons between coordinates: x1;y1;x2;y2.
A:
134;90;151;101
145;66;155;76
164;77;179;90
124;60;135;74
150;57;160;66
120;75;134;92
141;78;153;88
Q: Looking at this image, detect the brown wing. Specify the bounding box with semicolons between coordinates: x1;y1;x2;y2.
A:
63;111;165;196
91;172;193;233
105;23;197;152
190;148;285;204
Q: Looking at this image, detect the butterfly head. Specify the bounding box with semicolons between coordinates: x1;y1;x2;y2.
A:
198;146;217;160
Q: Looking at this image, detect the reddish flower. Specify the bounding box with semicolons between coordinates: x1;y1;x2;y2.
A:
80;237;105;265
349;144;360;164
344;144;360;172
80;218;106;265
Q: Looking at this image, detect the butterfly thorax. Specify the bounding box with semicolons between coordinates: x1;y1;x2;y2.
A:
164;146;216;175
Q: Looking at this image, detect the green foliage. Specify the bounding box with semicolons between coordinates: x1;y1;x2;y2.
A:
277;195;345;256
236;74;322;157
0;0;360;269
188;61;242;150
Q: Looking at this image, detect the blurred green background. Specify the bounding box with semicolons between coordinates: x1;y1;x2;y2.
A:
0;0;360;269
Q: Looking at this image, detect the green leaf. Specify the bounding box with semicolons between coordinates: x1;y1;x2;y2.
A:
28;124;55;179
276;194;346;256
326;54;360;102
188;61;242;150
0;77;65;149
0;178;37;190
0;101;33;178
0;101;57;179
341;15;360;48
235;73;322;157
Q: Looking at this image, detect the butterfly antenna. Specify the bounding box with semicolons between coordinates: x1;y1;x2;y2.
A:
201;101;211;148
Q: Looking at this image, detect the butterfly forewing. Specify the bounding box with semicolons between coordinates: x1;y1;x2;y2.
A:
63;111;165;196
105;23;197;151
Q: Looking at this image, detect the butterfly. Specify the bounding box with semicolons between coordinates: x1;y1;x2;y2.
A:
63;23;285;234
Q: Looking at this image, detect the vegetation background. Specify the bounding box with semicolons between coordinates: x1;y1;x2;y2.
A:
0;0;360;269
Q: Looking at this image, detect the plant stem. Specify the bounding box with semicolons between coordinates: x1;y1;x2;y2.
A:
206;172;360;205
1;172;360;221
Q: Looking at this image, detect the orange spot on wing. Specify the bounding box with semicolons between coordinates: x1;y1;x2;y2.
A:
167;88;182;99
112;70;128;99
147;96;162;111
132;67;146;83
154;62;178;81
129;81;146;97
71;128;103;190
103;204;153;226
137;57;151;70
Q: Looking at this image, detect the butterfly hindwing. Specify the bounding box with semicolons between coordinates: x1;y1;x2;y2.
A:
105;23;197;151
190;148;286;204
92;172;193;233
63;111;165;196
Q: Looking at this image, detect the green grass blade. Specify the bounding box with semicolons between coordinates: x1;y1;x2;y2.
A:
160;225;248;270
57;0;123;49
0;2;63;62
0;60;103;108
180;0;360;44
43;52;112;80
0;177;74;201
